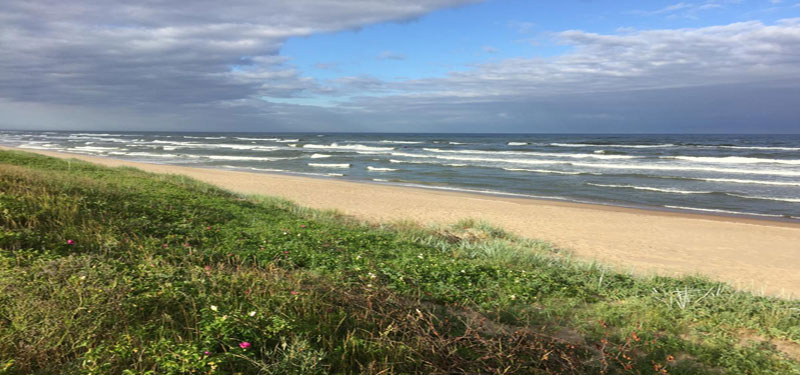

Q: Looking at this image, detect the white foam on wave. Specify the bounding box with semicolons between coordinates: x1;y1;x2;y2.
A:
710;145;800;151
664;205;790;218
205;155;296;161
310;153;332;159
184;136;226;140
569;162;800;177
143;141;281;152
449;142;468;145
379;140;423;144
664;156;800;165
138;137;272;151
551;143;675;148
182;143;281;151
389;159;429;164
149;140;185;145
68;135;128;143
308;163;351;168
422;147;635;160
71;146;123;152
303;143;395;152
392;151;570;166
19;144;61;150
587;183;713;195
445;163;468;167
697;178;800;187
589;183;800;203
106;152;292;162
503;168;583;175
507;142;528;146
727;194;800;203
221;165;343;177
109;151;184;158
276;139;299;143
366;166;398;172
235;137;281;141
372;178;389;182
70;133;118;137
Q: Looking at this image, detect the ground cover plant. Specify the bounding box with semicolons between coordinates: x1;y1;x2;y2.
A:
0;149;799;374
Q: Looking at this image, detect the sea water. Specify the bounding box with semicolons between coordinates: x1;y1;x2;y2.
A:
2;131;799;220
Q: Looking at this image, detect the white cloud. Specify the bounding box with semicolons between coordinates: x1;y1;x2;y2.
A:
312;19;800;132
364;19;800;100
377;51;407;60
631;1;730;18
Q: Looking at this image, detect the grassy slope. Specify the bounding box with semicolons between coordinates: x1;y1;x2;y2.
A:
0;149;798;375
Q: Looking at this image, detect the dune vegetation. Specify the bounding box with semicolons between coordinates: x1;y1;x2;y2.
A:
0;149;799;374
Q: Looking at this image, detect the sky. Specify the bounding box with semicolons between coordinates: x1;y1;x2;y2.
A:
1;0;799;133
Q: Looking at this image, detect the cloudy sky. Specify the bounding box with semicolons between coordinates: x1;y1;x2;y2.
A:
1;0;799;133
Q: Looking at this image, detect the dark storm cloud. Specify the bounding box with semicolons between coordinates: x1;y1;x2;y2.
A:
0;0;476;109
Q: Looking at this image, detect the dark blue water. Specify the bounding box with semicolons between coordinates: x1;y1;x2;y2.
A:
3;131;799;220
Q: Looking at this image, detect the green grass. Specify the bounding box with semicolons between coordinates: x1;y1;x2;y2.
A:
0;149;799;374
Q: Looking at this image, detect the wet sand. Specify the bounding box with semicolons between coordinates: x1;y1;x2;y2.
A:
4;146;800;297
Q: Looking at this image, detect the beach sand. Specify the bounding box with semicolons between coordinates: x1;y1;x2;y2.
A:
4;146;800;297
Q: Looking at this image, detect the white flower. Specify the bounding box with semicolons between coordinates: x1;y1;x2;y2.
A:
210;305;218;312
417;254;424;259
510;295;517;300
248;311;256;317
368;272;377;279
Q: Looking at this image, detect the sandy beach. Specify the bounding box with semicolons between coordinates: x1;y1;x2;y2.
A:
4;146;800;297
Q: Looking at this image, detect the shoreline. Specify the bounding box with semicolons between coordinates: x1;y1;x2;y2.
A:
3;145;800;297
10;145;799;227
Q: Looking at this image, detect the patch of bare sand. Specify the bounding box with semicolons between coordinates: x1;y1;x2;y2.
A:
4;146;799;297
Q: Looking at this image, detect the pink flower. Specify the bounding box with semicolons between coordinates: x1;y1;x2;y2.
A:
66;239;75;245
203;351;210;356
183;243;190;247
283;251;289;255
206;226;212;230
204;266;212;271
162;244;168;249
300;224;306;228
290;291;299;295
238;341;251;349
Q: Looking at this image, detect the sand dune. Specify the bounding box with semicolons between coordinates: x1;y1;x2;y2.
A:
4;146;799;297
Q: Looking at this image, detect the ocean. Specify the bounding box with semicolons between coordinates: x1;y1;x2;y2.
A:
2;131;799;220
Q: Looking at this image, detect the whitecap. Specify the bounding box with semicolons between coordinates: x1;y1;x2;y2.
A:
366;166;398;172
308;163;351;168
